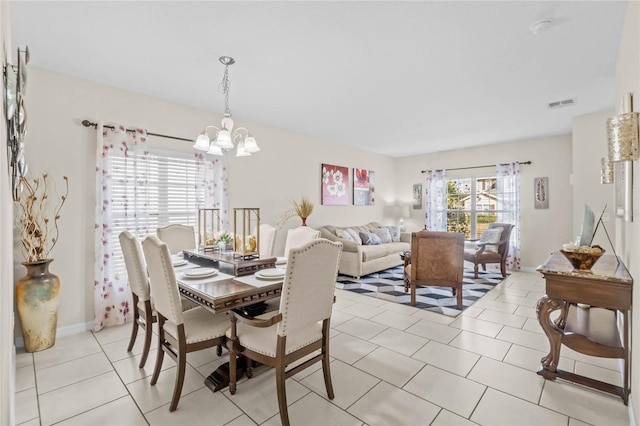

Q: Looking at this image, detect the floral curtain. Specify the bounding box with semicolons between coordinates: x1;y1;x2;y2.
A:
94;123;149;331
424;169;447;231
496;162;521;271
194;152;229;229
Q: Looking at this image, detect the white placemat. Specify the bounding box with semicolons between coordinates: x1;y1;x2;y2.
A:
234;273;284;288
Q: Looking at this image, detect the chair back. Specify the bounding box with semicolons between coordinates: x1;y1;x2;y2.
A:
156;224;196;255
283;226;320;258
410;230;464;284
142;236;184;326
259;224;277;258
488;223;514;259
119;231;150;301
277;239;342;337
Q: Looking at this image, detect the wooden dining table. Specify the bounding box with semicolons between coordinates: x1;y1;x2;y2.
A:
173;254;286;391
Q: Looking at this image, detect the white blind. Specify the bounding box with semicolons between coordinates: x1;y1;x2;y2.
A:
109;149;205;280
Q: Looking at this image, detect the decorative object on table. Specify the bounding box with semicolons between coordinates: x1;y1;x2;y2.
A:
277;196;314;227
198;208;221;250
233;208;260;259
217;231;233;252
4;46;30;201
193;56;260;157
353;168;375;206
321;163;349;205
559;244;605;271
534;177;549;209
337;265;506;317
413;183;422;209
397;204;410;231
15;172;69;352
607;92;638;222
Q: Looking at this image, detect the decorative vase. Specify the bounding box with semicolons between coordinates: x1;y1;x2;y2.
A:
16;259;61;352
301;217;307;226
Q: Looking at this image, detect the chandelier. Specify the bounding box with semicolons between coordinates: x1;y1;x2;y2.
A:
193;56;260;156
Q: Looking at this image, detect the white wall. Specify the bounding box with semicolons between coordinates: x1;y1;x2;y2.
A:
571;110;616;249
394;135;574;269
1;2;16;423
614;1;640;422
18;66;397;329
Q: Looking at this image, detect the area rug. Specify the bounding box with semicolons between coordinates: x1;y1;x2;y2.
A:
335;265;506;317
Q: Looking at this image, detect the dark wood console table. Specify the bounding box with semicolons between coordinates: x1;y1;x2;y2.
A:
536;252;633;404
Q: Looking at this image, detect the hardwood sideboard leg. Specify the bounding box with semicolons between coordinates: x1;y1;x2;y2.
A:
536;296;565;373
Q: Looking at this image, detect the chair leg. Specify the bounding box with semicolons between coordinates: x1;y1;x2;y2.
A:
169;350;186;412
481;263;487;272
228;341;237;395
456;285;463;310
322;323;334;399
138;323;152;369
245;356;253;379
150;319;165;386
275;356;289;426
473;263;479;279
216;344;222;357
410;282;416;306
126;316;139;353
501;261;507;277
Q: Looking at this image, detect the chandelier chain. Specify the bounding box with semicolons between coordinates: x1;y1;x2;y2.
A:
218;64;231;116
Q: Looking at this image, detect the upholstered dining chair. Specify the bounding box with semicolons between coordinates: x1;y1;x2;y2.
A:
404;230;465;308
142;235;229;412
226;239;342;426
119;231;156;369
283;226;320;258
464;223;514;279
259;223;277;258
156;224;196;255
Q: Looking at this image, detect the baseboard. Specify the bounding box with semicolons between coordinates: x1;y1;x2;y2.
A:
15;321;94;349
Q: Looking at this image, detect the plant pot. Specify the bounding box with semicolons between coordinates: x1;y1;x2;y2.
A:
301;217;307;226
16;259;61;352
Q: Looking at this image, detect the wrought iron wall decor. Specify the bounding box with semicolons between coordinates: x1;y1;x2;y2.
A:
4;46;29;200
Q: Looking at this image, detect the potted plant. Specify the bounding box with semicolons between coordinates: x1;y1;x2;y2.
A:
278;196;314;227
15;172;68;352
216;231;233;252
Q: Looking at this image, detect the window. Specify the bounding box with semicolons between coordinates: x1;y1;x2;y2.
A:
444;176;500;239
109;149;205;280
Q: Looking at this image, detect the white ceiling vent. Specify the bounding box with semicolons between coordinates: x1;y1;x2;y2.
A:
547;98;576;110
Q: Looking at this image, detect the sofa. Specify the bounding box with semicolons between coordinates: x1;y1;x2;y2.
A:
319;222;411;279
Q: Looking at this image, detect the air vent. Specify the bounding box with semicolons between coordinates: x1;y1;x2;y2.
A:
548;98;576;109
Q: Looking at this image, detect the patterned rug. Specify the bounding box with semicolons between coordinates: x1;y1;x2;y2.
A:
335;265;506;317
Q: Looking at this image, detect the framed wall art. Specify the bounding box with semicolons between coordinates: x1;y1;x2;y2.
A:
534;177;549;209
321;163;349;205
353;168;375;206
413;183;422;209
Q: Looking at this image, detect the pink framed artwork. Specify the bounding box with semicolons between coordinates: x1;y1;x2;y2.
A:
353;168;375;206
321;163;349;205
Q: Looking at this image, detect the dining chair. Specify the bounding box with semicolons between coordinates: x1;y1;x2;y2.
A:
282;226;320;258
156;224;196;255
226;238;343;426
404;230;465;308
142;235;229;412
119;231;156;369
259;223;277;258
463;223;514;278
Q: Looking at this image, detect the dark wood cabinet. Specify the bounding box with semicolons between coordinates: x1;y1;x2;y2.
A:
536;252;633;404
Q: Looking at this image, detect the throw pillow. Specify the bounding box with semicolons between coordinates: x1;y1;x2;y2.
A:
359;232;382;245
372;227;392;244
345;227;362;245
386;225;401;242
335;228;354;242
477;227;503;253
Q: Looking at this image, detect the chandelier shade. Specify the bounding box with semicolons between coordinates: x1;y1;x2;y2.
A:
193;56;260;156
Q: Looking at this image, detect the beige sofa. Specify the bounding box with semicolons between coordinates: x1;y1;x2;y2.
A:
319;222;411;279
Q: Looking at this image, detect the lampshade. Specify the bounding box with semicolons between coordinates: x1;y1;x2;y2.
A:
193;133;210;151
236;141;251;157
215;129;233;149
207;144;223;156
600;156;614;184
243;136;260;153
400;205;410;218
607;112;639;162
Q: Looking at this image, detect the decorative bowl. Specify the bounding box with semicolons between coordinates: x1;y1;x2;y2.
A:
560;245;605;271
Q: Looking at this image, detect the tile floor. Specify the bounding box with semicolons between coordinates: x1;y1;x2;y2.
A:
15;271;632;425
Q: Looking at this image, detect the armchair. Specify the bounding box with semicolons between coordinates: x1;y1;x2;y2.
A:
464;222;514;278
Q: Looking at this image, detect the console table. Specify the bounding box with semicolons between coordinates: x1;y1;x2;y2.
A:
536;252;633;404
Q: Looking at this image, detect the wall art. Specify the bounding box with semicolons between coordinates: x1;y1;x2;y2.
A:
534;177;549;209
413;183;422;209
321;163;349;205
353;168;375;205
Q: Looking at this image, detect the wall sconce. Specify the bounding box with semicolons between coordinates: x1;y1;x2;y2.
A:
600;156;614;184
606;94;638;222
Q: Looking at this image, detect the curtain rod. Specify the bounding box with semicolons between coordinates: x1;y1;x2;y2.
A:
81;120;194;143
420;160;532;173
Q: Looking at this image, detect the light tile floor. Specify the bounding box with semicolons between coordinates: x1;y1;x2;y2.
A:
15;271;632;425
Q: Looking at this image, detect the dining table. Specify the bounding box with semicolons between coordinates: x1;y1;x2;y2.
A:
172;252;287;392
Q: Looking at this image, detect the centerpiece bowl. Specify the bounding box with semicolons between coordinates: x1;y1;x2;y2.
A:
560;245;605;271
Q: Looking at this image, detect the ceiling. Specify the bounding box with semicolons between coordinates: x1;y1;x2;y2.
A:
9;1;627;158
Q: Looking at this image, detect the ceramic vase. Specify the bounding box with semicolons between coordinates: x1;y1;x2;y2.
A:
16;259;61;352
301;217;307;226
